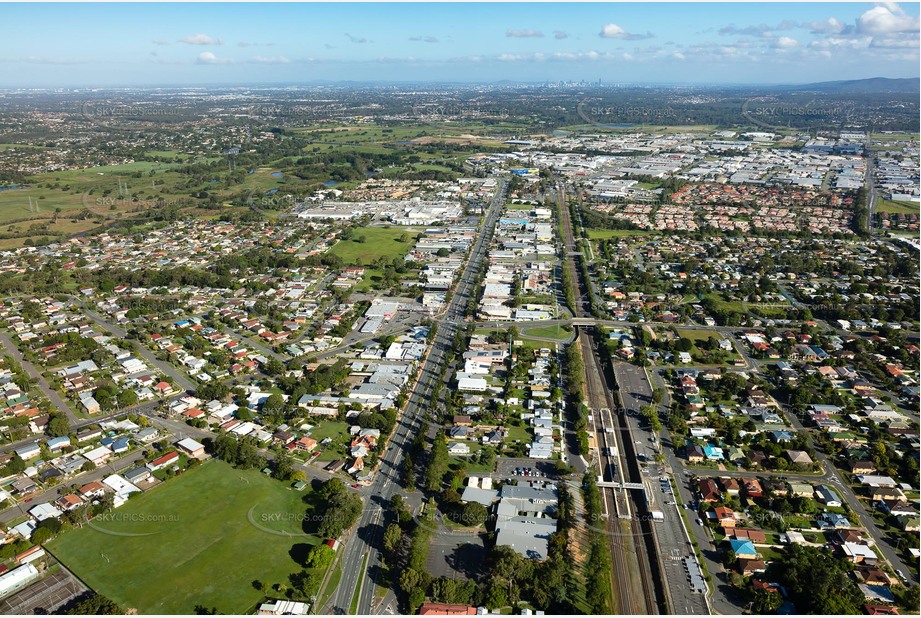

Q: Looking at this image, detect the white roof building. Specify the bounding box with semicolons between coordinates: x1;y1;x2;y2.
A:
0;563;40;598
29;502;63;521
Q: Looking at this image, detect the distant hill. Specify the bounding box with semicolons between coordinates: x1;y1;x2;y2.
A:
783;77;920;94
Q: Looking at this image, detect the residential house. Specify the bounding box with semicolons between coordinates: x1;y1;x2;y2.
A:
815;484;843;507
147;451;179;471
698;478;721;502
727;539;757;559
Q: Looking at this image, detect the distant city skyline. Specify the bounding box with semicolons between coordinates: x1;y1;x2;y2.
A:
0;2;918;87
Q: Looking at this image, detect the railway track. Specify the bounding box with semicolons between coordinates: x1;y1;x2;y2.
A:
559;177;661;614
580;331;659;615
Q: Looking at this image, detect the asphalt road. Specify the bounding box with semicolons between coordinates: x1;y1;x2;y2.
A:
0;329;80;425
72;299;197;393
327;178;507;615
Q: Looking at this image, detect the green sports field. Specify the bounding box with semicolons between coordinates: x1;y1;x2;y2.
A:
587;228;659;239
327;225;420;264
47;459;323;614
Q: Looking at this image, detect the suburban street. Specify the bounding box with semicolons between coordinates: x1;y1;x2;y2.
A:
0;329;81;425
70;297;197;393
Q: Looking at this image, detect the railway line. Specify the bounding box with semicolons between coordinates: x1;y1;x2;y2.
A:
559;178;660;614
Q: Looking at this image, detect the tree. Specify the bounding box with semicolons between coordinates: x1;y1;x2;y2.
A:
4;454;25;475
306;543;335;569
314;478;363;538
893;584;920;613
399;568;421;593
264;358;285;376
485;582;508;609
65;593;123;615
47;413;70;437
117;389;138;409
425;431;449;491
460;502;488;527
30;526;56;545
751;590;782;614
764;545;863;614
408;587;426;613
383;523;402;557
273;451;295;481
262;393;285;416
289;570;323;598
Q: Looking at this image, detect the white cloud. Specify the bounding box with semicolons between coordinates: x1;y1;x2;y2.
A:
807;17;848;35
345;33;369;44
671;51;686;60
718;21;797;37
599;23;653;40
180;33;223;46
196;51;233;64
857;5;920;35
484;50;631;63
870;34;920;48
773;36;800;49
553;31;569;40
151;39;169;46
809;36;873;50
506;29;544;38
409;36;439;43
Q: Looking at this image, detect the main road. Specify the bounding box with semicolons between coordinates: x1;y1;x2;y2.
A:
327;179;507;615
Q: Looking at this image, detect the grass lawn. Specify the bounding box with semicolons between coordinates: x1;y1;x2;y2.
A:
878;199;920;215
675;328;722;342
518;337;558;350
319;563;343;610
307;420;350;442
448;445;495;474
586;228;659;240
302;420;352;462
699;293;748;316
869;132;920;141
327;226;420;264
523;324;571;341
47;459;322;614
505;424;532;444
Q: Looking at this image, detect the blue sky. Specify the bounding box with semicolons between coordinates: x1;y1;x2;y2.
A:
0;2;918;86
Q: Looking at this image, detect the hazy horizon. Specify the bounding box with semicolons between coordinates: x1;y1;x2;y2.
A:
0;2;918;88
